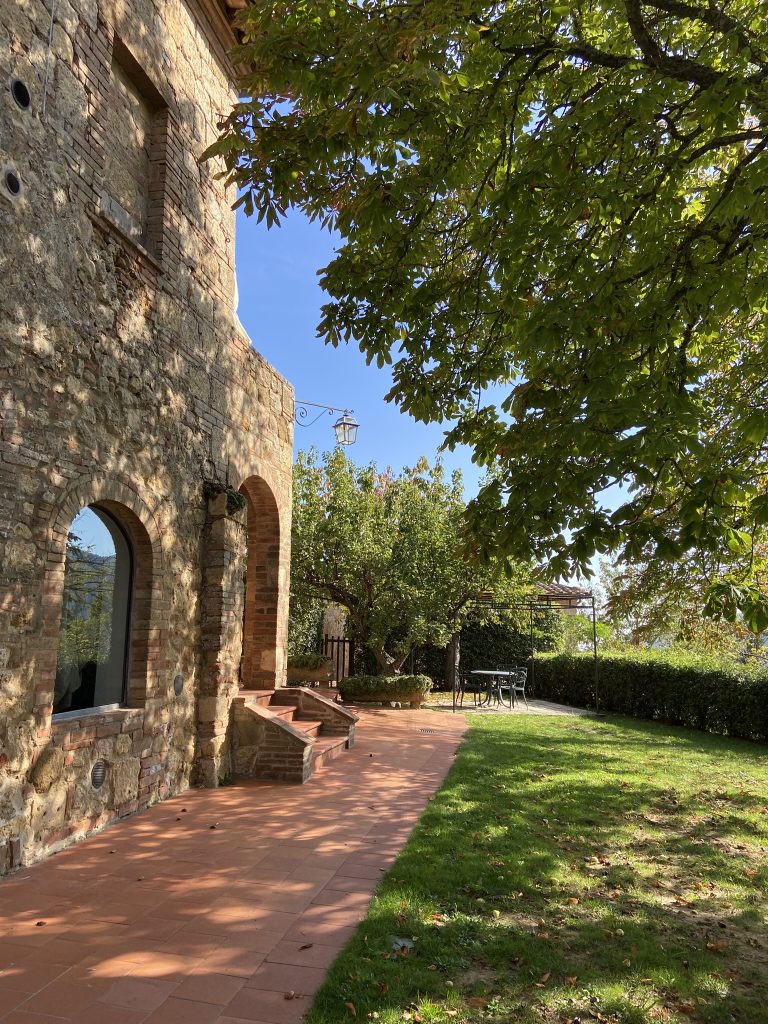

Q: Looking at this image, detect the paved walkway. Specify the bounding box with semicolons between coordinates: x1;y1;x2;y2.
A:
0;708;466;1024
429;697;591;717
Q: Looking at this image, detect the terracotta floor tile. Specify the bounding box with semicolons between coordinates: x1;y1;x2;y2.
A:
282;920;358;947
0;961;70;994
0;709;465;1024
171;974;245;1006
244;962;326;996
142;996;221;1024
310;890;372;911
285;867;334;884
16;978;109;1017
216;1018;274;1024
0;947;37;971
265;941;342;971
101;977;179;1013
331;862;387;880
0;1011;74;1023
61;956;138;984
189;949;267;979
224;987;310;1024
322;875;376;894
74;1002;149;1024
0;988;27;1016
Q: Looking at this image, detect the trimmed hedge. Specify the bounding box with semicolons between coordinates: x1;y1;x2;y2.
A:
531;653;768;742
339;674;433;704
414;613;561;690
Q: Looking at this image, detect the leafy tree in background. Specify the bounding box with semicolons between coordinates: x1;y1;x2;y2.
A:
56;534;114;673
291;448;531;673
211;0;768;626
602;551;768;662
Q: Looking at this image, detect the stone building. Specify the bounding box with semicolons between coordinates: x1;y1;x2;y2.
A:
0;0;356;874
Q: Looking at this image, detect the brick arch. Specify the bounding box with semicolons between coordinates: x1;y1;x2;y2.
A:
39;475;166;718
239;475;281;688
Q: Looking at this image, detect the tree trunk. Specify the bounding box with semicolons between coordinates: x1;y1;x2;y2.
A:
371;646;397;675
444;631;460;693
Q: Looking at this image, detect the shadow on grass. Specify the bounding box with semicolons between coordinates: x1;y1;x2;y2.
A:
307;715;768;1024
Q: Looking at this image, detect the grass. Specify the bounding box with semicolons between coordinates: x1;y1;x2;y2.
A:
307;714;768;1024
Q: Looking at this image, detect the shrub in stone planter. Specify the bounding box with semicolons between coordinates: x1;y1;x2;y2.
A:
338;674;432;708
286;653;334;684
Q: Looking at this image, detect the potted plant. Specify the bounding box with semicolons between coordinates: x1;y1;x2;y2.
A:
287;653;335;685
338;674;432;708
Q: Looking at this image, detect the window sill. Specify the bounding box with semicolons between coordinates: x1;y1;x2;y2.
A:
51;705;143;731
87;206;163;274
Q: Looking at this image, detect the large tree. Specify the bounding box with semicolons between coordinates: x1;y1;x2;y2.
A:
211;1;768;624
290;448;530;673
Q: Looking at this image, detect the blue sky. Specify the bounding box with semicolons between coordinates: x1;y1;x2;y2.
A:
235;208;489;496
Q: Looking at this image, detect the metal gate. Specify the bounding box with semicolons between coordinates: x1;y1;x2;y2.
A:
322;636;353;682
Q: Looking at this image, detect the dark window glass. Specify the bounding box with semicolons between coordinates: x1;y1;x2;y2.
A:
53;507;132;715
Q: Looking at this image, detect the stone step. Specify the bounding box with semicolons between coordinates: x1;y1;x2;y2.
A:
291;718;323;739
269;704;299;723
241;689;275;708
310;735;349;773
235;687;357;784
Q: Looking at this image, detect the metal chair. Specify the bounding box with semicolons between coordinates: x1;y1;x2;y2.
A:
458;671;486;707
496;665;529;708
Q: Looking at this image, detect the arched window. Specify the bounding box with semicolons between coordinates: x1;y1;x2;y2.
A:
53;506;132;716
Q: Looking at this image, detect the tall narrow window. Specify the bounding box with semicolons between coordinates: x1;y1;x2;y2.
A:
99;37;167;257
53;507;132;715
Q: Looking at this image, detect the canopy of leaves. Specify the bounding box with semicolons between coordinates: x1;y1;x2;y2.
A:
601;548;768;661
290;448;530;672
211;0;768;625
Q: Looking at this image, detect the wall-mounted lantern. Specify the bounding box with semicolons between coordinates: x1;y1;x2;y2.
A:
295;401;359;446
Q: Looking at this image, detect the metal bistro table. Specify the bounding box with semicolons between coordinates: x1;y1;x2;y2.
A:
470;669;517;708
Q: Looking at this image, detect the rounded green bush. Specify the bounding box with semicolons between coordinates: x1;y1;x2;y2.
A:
338;674;432;705
287;653;332;670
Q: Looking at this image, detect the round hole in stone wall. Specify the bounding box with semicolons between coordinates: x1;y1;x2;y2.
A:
91;760;108;790
173;673;184;697
11;79;31;111
4;170;21;197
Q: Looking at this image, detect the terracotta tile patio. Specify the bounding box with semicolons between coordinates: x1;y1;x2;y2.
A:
0;708;466;1024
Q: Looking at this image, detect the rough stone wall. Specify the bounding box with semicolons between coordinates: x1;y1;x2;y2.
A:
0;0;293;871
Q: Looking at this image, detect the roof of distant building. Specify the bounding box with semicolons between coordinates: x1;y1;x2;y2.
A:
537;582;592;601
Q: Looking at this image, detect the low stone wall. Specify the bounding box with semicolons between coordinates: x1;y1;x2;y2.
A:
1;702;186;868
232;700;313;783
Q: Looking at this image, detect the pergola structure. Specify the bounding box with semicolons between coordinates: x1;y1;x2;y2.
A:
452;583;601;713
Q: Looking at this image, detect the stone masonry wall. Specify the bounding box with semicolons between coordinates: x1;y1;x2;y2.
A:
0;0;293;871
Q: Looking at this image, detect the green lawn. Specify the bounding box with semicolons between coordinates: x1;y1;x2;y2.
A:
308;715;768;1024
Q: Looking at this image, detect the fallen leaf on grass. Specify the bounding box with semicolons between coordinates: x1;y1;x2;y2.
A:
567;897;579;906
534;971;551;988
377;982;388;995
345;1002;357;1016
467;997;487;1008
706;939;728;952
564;975;578;985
